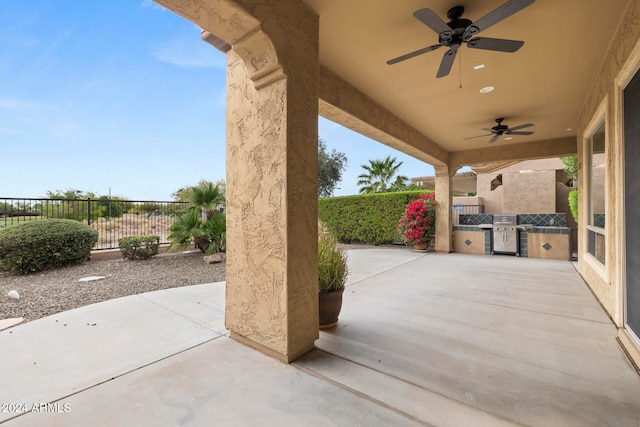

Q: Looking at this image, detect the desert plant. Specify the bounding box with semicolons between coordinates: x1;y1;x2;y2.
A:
0;219;98;274
318;233;348;293
167;182;227;255
569;189;578;223
118;235;160;260
397;193;437;246
167;211;227;255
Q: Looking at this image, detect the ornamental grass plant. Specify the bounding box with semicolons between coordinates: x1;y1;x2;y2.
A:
318;232;348;294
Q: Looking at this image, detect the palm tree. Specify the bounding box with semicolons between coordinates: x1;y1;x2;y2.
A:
189;182;225;219
167;182;226;254
357;156;409;194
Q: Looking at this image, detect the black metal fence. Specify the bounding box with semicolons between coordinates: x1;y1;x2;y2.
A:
0;198;189;250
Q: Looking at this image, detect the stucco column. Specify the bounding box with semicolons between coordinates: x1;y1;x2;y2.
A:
434;166;454;253
223;5;319;362
157;0;319;363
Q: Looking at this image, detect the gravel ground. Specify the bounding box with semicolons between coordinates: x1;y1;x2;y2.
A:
0;242;404;328
0;250;225;325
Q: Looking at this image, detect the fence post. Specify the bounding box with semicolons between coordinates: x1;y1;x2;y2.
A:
87;198;91;225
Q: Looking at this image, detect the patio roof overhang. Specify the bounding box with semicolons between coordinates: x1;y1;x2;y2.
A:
196;0;625;169
305;0;625;168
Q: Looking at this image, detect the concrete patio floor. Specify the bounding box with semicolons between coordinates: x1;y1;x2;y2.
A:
1;249;639;426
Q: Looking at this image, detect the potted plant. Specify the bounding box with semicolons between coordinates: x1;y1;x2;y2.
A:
318;232;348;329
397;193;437;251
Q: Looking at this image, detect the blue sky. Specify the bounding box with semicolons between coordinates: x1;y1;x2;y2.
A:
1;0;436;200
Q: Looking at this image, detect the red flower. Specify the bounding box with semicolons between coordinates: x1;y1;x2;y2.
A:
397;194;437;245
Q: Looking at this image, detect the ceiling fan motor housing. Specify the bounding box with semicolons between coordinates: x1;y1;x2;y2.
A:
492;118;509;134
441;6;472;46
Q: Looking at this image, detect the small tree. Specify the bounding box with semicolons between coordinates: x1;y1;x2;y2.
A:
43;189;126;221
318;139;347;198
560;156;578;185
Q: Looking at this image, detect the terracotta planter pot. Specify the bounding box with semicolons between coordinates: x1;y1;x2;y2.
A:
413;243;428;251
319;288;344;329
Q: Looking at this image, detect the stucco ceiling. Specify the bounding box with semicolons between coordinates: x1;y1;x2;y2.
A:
303;0;627;156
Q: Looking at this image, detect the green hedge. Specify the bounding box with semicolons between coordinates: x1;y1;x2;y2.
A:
118;235;160;260
319;191;431;245
0;219;99;274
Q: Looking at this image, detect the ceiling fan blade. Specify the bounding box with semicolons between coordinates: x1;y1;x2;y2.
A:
489;134;500;143
387;44;442;65
467;0;535;34
508;123;534;131
413;8;452;35
508;131;534;136
464;133;493;140
481;128;495;133
436;47;458;78
467;37;524;53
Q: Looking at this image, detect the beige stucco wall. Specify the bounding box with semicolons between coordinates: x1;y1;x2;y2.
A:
476;174;503;213
452;176;477;195
502;170;556;214
575;0;640;363
476;159;568;214
453;196;482;206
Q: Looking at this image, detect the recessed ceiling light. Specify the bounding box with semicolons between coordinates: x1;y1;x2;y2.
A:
566;128;573;131
479;86;495;93
473;64;485;70
504;137;513;140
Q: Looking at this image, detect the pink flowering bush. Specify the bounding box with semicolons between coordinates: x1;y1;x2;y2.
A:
397;193;437;246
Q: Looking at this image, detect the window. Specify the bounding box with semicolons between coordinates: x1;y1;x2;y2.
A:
587;120;605;264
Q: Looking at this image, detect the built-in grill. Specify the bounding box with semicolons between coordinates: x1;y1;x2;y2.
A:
492;214;519;255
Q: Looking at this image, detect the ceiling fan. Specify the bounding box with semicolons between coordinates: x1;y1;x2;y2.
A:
466;118;534;143
387;0;535;78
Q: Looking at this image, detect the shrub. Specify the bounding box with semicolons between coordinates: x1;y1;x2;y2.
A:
118;235;160;260
0;219;98;274
318;191;431;245
397;193;437;246
569;189;578;223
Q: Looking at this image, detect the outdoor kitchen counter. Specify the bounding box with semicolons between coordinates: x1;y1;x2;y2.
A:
453;225;570;260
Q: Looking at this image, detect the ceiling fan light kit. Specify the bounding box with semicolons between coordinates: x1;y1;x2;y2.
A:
387;0;535;78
